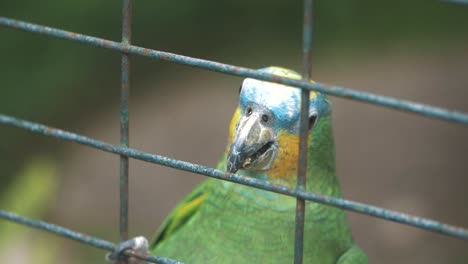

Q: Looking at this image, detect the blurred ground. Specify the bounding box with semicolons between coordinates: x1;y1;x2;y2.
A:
39;49;468;263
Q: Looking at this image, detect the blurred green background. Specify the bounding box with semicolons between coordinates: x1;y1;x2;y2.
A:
1;0;467;263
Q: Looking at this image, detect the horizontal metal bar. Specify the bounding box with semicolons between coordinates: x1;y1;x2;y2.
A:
1;17;467;125
442;0;468;5
0;210;182;264
1;114;467;241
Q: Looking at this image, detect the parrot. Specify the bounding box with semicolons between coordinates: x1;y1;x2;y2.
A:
107;66;367;263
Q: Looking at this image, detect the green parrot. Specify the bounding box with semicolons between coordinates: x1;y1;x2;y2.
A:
108;66;367;263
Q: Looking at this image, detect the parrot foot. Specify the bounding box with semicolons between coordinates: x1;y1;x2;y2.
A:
106;236;149;264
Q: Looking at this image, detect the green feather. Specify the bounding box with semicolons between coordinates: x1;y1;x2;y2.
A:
150;183;206;247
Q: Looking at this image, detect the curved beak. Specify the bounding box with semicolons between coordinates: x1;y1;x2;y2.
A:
227;114;277;173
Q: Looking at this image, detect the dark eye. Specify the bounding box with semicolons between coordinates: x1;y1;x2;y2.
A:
308;114;317;129
246;106;253;116
262;114;269;123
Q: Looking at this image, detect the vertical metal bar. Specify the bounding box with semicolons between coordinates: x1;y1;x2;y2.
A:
294;0;313;263
120;0;132;244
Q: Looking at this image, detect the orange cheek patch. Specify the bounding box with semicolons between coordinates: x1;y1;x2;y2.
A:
268;131;299;179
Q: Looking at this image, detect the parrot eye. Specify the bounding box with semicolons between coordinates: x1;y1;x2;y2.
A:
246;106;253;116
261;114;269;123
308;114;317;130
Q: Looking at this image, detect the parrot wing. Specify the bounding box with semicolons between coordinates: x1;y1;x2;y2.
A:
150;181;207;248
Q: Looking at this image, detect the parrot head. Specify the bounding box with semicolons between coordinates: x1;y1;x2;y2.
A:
226;66;332;181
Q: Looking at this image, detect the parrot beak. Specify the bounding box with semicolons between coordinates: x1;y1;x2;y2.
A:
227;113;278;173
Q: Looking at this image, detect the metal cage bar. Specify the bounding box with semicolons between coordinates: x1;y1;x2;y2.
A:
294;0;313;263
444;0;468;5
120;0;132;244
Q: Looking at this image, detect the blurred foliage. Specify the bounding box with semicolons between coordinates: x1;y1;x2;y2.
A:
0;156;58;239
0;156;59;263
0;0;467;185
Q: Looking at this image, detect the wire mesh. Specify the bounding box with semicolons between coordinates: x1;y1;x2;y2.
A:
0;114;467;242
0;17;467;125
0;1;468;263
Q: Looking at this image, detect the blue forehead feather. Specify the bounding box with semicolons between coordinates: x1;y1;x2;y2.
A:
239;67;330;134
